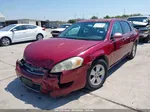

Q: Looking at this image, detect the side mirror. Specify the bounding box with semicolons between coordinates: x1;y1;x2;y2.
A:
113;33;123;38
11;29;17;32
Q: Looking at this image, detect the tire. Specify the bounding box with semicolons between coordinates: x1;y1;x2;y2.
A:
52;34;57;37
85;59;108;91
143;35;150;43
36;34;43;41
127;42;137;59
0;37;11;46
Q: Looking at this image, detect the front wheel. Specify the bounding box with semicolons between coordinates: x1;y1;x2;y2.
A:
0;37;11;46
127;42;137;59
85;59;108;91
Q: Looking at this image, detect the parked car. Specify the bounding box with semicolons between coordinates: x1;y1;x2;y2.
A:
16;19;139;97
0;22;5;29
127;16;150;43
51;24;72;37
0;24;46;46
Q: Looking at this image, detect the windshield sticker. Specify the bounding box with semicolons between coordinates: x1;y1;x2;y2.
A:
93;23;106;28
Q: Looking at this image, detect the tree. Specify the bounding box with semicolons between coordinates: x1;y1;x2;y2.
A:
91;16;98;19
103;13;142;19
104;15;110;19
68;19;76;24
130;13;142;17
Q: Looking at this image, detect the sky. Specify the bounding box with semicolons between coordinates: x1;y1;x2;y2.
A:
0;0;150;21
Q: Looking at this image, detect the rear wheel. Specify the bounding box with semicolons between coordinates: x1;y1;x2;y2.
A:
85;59;108;91
0;37;11;46
127;42;137;59
36;34;43;41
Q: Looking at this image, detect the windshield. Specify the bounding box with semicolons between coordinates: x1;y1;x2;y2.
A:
59;25;71;28
128;17;148;23
0;24;16;31
58;22;110;41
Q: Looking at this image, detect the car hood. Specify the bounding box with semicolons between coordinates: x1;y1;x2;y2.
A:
130;21;148;26
52;28;66;32
24;38;100;68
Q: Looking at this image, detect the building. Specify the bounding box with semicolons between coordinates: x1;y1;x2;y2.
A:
45;20;67;28
0;14;67;28
5;19;47;27
5;19;67;28
0;13;5;22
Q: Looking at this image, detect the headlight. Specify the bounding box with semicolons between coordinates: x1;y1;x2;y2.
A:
144;30;149;34
51;57;84;73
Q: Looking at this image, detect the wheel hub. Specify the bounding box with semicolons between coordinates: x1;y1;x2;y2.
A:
2;38;10;45
90;64;105;86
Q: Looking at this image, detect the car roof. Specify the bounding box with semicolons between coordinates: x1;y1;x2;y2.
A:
9;24;37;26
78;18;126;23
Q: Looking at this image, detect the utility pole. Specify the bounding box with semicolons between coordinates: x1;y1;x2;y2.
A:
96;13;99;18
124;9;126;15
74;14;76;19
82;14;84;20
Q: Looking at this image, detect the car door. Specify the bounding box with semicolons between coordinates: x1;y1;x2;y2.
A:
25;25;37;40
109;21;125;65
120;21;133;55
12;25;28;42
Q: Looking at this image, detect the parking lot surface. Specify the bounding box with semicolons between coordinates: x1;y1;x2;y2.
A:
0;32;150;110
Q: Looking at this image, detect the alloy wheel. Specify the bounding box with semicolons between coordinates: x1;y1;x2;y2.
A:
1;38;10;46
89;64;105;86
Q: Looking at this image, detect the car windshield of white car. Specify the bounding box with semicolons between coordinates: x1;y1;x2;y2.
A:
59;22;110;41
0;24;16;31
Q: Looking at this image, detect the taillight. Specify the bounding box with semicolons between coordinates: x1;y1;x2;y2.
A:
42;27;46;31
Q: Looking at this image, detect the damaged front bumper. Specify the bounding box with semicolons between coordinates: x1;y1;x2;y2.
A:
16;60;89;97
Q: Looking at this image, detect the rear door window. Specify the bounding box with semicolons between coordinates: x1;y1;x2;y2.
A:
25;25;37;29
120;21;131;34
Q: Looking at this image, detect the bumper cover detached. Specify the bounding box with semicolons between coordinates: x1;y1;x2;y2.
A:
16;60;89;97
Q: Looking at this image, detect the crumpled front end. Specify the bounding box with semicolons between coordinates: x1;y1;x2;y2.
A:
16;59;89;97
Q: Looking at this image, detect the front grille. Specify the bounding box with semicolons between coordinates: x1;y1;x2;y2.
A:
134;26;146;30
20;59;45;76
20;77;41;92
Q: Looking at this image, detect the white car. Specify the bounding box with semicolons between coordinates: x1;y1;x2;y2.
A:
51;24;72;37
0;24;46;46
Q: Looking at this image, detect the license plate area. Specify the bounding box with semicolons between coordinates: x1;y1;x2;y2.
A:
20;77;41;92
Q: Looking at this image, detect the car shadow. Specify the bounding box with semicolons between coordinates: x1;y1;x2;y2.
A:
5;58;129;110
10;40;35;46
5;78;86;109
0;40;35;47
137;40;150;45
108;58;128;77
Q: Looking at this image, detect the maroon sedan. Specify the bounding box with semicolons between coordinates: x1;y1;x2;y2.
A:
16;19;139;97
